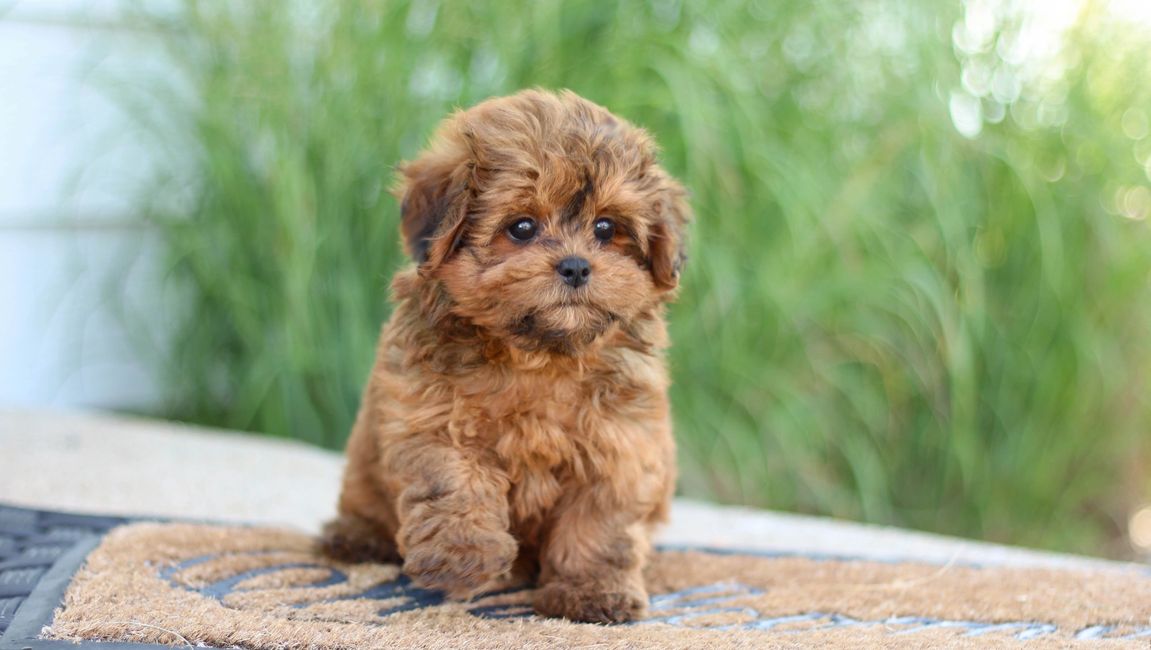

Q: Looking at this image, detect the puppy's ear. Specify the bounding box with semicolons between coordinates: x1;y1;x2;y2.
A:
649;179;690;290
397;144;472;270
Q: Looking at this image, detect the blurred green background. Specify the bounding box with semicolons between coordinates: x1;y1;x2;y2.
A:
115;0;1151;558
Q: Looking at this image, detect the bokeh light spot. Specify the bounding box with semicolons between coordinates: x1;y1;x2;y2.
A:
1122;108;1149;141
1129;505;1151;551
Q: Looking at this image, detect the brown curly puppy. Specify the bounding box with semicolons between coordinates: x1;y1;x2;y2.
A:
320;89;689;624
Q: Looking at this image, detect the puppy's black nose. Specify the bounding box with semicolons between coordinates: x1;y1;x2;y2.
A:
556;256;591;288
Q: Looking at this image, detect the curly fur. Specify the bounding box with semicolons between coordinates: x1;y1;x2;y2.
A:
319;89;690;624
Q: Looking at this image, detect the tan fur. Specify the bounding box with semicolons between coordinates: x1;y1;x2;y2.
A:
320;89;690;624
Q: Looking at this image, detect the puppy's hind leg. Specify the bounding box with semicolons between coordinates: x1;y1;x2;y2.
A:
318;514;401;563
318;410;402;564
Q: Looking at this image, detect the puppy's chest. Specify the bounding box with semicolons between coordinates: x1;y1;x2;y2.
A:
448;370;618;521
454;371;589;463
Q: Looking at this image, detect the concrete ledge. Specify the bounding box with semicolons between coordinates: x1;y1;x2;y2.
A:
0;409;1132;573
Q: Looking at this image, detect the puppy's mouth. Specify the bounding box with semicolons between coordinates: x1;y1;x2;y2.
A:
509;306;620;354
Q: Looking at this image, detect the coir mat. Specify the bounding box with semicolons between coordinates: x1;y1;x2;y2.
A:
1;505;1150;649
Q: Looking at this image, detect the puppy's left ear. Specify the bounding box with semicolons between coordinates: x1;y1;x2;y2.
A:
396;142;472;271
650;179;691;291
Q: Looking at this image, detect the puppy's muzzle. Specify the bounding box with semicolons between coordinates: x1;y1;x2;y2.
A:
556;256;591;288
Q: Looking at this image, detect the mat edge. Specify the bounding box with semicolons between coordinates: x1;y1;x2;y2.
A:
0;534;171;650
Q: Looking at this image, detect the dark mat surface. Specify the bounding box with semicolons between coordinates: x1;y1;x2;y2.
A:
0;504;128;637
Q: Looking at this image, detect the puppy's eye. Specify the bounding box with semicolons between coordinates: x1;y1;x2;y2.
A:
507;218;538;242
593;217;616;242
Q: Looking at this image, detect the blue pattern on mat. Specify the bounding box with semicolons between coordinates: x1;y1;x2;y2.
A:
159;549;1151;641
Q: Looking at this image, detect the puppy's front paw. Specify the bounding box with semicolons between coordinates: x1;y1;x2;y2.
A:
401;524;517;598
533;581;647;624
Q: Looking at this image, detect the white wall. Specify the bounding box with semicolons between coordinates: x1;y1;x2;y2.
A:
0;1;168;411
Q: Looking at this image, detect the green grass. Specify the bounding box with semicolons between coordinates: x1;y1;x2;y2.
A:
110;0;1151;557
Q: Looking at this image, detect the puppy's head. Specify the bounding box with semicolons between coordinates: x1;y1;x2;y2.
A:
396;89;689;354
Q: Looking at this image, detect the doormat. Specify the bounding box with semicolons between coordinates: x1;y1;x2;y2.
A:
2;508;1151;648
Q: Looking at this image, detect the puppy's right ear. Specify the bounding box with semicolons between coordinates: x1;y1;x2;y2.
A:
396;142;472;270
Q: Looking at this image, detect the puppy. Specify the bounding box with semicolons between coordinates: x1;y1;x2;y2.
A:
320;89;689;624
